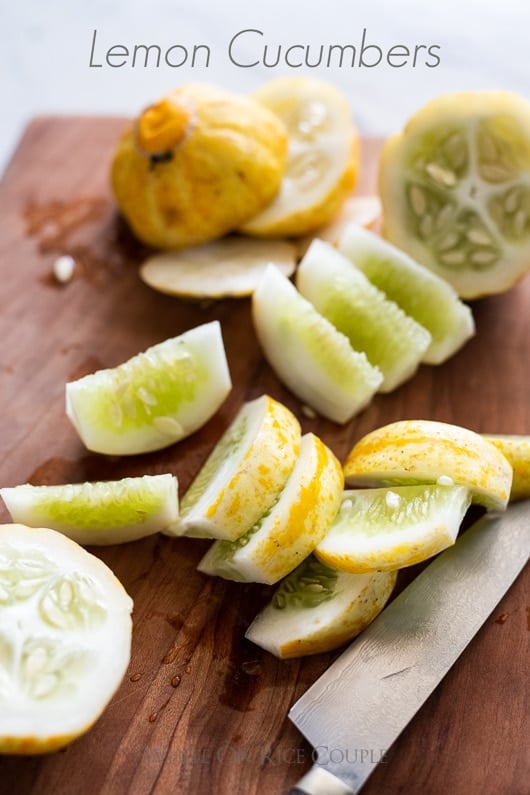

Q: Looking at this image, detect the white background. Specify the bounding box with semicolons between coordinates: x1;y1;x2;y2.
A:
1;0;529;173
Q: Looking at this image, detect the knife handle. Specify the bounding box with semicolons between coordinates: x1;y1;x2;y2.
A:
289;764;355;795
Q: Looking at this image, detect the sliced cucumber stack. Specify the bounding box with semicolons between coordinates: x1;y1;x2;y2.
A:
296;240;431;392
1;475;178;546
339;225;475;364
245;555;396;658
315;484;471;573
66;321;231;456
197;433;343;585
169;395;301;541
252;265;383;423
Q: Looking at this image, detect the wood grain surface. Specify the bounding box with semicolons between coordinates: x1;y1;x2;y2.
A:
0;118;528;795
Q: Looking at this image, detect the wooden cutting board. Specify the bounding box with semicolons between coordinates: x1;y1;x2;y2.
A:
0;118;528;795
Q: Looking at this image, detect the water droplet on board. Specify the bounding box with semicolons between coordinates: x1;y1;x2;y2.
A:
130;673;142;682
170;675;181;688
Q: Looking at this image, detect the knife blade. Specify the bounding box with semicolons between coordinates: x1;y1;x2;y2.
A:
289;500;530;795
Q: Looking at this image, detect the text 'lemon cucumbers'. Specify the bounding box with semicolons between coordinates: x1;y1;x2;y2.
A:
379;91;530;298
0;524;132;754
245;556;396;659
343;420;513;511
66;321;231;456
241;77;359;237
197;433;343;585
315;484;471;573
338;225;475;364
1;475;178;546
171;395;301;541
252;265;383;423
296;240;431;392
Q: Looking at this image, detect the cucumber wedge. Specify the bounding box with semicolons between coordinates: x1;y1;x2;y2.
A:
296;240;431;392
245;555;396;658
197;433;343;585
66;321;231;456
252;265;383;423
169;395;301;541
339;225;475;364
315;484;471;573
482;434;530;501
1;475;178;546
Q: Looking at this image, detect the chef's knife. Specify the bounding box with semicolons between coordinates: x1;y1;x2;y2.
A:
289;501;530;794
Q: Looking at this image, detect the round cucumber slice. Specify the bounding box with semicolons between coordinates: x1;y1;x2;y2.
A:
339;225;475;364
245;555;396;658
343;419;513;511
1;474;178;546
315;484;471;573
0;524;132;753
296;240;431;392
197;433;344;585
66;321;231;455
168;395;301;541
379;91;530;298
252;265;383;423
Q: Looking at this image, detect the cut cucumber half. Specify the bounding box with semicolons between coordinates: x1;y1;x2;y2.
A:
0;523;132;754
343;419;513;511
66;321;231;455
339;225;475;364
315;484;471;573
482;434;530;501
379;91;530;298
252;265;383;423
245;555;396;658
140;236;297;299
1;475;178;546
169;395;301;541
296;240;431;392
197;433;343;585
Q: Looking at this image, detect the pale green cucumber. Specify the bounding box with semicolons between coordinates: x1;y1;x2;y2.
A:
315;484;471;573
252;265;383;422
0;474;178;545
66;321;231;455
339;225;475;364
296;240;431;392
245;555;396;658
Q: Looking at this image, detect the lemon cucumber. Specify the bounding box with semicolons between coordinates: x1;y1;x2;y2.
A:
66;321;231;456
241;77;359;237
296;240;431;392
170;395;301;541
252;265;383;423
482;434;530;501
1;475;178;546
0;524;132;754
343;420;513;511
315;484;471;574
245;555;396;659
140;236;297;299
379;91;530;298
339;225;475;364
197;433;343;585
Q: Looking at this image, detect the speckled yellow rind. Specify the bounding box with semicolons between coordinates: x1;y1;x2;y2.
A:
483;435;530;501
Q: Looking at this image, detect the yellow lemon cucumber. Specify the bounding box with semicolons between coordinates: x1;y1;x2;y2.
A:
379;91;530;298
170;395;301;541
197;433;343;585
112;83;288;249
241;77;359;237
245;556;396;659
343;419;513;510
482;434;530;501
0;524;132;754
